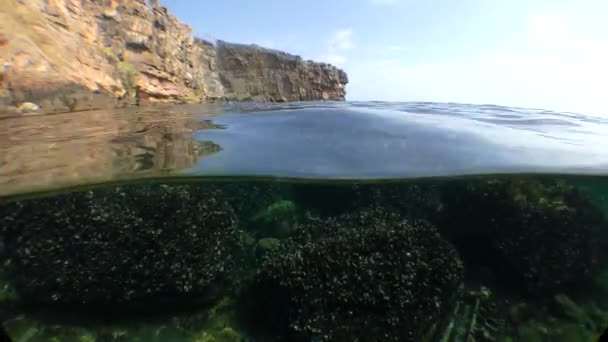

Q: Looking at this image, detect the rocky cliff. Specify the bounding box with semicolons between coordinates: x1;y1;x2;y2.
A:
0;0;348;114
216;41;348;102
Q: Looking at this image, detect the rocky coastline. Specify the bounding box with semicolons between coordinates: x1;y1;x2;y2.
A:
0;0;348;115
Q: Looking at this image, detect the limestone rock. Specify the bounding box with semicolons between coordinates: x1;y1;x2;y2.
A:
0;0;348;115
216;41;348;102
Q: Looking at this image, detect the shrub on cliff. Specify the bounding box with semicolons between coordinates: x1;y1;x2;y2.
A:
0;183;242;306
438;178;605;295
249;207;464;341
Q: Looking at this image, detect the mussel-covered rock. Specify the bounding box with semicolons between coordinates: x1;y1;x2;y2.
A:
250;207;463;341
439;178;606;295
0;184;242;306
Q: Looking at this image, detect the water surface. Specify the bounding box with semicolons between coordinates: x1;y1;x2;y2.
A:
1;102;608;341
2;101;608;197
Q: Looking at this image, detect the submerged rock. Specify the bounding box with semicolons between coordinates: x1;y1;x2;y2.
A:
0;184;242;306
439;178;606;295
0;324;10;342
554;294;590;325
250;200;298;238
254;238;281;259
251;207;464;341
219;183;291;226
252;200;296;224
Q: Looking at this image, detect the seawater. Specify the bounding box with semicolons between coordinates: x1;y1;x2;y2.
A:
1;102;608;341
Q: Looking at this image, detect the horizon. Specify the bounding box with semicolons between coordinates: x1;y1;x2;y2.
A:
161;0;608;117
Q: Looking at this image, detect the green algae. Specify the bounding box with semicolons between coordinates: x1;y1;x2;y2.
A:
255;237;281;258
0;281;17;302
251;200;296;222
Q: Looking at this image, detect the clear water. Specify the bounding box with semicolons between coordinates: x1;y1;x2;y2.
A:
1;102;608;341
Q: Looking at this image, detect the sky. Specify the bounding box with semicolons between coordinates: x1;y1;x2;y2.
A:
161;0;608;115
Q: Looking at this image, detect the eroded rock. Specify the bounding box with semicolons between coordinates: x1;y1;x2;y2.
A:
0;0;348;115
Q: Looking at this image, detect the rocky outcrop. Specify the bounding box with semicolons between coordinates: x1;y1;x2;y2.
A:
0;0;348;115
216;41;348;102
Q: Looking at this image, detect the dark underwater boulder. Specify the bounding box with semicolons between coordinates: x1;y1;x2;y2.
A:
438;178;605;295
250;207;463;341
0;184;242;306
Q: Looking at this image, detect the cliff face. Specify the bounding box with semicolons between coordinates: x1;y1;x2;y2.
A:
0;0;348;114
216;41;348;102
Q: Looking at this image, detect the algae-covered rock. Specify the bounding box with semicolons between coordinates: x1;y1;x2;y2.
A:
186;296;244;342
509;302;530;325
3;307;244;342
0;279;17;302
252;201;296;223
4;317;99;342
0;184;242;306
193;328;242;342
497;294;606;342
553;323;593;342
553;294;597;332
586;303;608;332
254;238;281;259
250;200;298;238
516;324;543;342
219;183;291;224
253;207;464;341
439;178;606;295
215;327;241;342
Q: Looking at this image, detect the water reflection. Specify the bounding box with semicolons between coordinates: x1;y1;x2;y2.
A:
0;104;225;197
2;101;608;197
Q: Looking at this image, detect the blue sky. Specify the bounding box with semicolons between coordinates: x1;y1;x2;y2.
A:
162;0;608;115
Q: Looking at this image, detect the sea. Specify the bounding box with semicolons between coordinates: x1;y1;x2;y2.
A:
1;101;607;341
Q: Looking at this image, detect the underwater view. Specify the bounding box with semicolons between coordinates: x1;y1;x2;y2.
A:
1;102;608;341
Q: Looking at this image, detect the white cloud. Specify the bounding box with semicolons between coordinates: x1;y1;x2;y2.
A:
329;29;353;51
324;54;347;66
320;29;354;67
